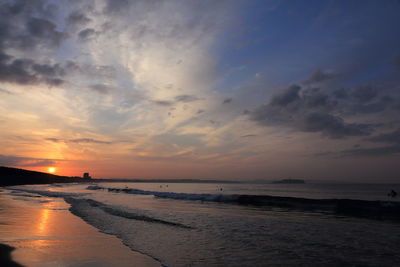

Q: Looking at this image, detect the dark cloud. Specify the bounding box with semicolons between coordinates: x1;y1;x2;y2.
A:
0;53;66;86
45;137;62;142
223;98;232;104
248;84;375;138
351;85;378;103
393;53;400;69
348;101;388;114
0;154;57;167
78;28;96;41
270;85;301;106
369;128;400;144
0;56;38;84
300;112;371;138
333;88;348;99
103;0;130;14
89;84;110;94
26;17;67;46
241;134;257;138
67;11;91;25
175;94;200;103
152;100;174;107
46;137;113;144
303;69;338;84
69;138;112;144
151;95;201;107
302;88;331;108
0;0;71;87
32;63;64;77
343;92;394;116
340;145;400;157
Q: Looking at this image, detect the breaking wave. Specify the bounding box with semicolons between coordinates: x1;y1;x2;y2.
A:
65;197;192;229
87;185;400;221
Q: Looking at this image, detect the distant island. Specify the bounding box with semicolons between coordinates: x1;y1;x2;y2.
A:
0;166;92;187
272;179;305;184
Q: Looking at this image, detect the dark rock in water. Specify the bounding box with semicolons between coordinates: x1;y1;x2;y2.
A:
0;243;24;267
388;189;397;198
272;179;305;184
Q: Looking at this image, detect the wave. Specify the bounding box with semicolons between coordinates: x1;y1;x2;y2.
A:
86;185;237;202
87;185;400;221
6;186;85;198
65;197;192;229
7;186;191;229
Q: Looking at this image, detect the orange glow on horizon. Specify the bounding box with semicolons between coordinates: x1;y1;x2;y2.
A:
48;167;56;173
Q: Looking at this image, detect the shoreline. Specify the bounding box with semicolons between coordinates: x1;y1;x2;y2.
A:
0;189;160;267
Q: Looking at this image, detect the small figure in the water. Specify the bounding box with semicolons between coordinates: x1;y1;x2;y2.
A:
388;189;397;198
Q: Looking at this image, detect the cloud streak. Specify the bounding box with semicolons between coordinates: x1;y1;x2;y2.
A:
0;154;58;167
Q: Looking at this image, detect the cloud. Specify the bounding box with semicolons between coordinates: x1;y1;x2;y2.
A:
369;128;400;144
69;138;112;144
241;134;257;138
66;10;91;26
45;137;62;142
0;88;12;94
78;28;97;41
303;69;338;85
393;53;400;69
89;84;111;94
0;154;57;167
46;137;113;144
340;145;400;157
103;0;131;15
248;83;375;138
223;98;232;104
270;85;301;106
333;88;348;99
26;17;67;47
0;1;71;87
150;95;201;107
175;94;201;103
351;85;378;103
300;112;371;138
154;133;203;148
151;100;174;107
0;53;66;86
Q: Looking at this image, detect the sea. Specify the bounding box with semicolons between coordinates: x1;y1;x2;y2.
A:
4;181;400;266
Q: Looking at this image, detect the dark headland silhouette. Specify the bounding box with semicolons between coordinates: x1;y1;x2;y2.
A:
0;166;92;187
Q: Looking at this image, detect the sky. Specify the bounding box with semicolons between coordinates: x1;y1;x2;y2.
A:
1;0;400;182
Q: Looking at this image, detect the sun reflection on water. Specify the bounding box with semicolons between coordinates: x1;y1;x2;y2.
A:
37;208;49;234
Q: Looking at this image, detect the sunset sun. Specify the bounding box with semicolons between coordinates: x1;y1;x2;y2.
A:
48;167;56;173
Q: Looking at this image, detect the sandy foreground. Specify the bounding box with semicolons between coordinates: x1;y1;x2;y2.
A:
0;189;160;267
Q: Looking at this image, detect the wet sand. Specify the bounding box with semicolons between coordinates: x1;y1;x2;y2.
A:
0;189;160;267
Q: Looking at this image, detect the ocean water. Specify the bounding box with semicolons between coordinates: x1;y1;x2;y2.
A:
6;182;400;267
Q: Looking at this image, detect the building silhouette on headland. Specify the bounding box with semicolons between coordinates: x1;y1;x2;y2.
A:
83;172;92;179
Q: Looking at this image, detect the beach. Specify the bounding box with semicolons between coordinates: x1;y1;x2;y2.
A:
0;188;160;267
